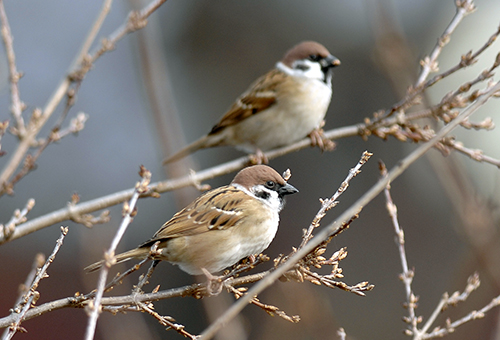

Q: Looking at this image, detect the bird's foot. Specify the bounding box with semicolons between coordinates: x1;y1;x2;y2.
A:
201;268;224;296
249;149;269;165
309;123;335;152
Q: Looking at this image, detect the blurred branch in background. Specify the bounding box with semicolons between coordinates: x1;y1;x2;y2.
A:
0;0;111;195
130;0;199;199
0;0;167;197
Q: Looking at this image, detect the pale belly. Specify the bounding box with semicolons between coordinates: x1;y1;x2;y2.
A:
166;212;279;275
229;78;332;152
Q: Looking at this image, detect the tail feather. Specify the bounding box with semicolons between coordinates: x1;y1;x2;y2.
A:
84;248;149;273
163;134;225;164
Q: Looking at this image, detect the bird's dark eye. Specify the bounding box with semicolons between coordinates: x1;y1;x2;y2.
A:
265;181;276;189
308;54;319;61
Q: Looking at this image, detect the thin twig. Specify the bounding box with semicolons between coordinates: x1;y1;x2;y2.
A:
371;0;489;123
133;259;160;294
87;244;163;300
226;285;300;323
442;138;500;168
2;227;68;340
0;253;44;339
380;162;419;336
84;166;151;340
80;257;151;304
299;151;372;249
84;0;168;70
136;301;197;339
417;273;481;339
0;0;25;137
197;82;500;340
0;120;8;156
3;112;89;195
416;0;476;85
71;0;113;71
422;293;500;339
424;37;499;94
0;198;35;240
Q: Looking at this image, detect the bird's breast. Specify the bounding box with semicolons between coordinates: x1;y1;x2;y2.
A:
164;207;279;275
230;77;332;152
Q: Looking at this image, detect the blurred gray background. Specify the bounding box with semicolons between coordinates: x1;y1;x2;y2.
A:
1;1;499;339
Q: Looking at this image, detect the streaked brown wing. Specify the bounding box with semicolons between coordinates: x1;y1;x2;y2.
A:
209;69;286;134
140;186;252;247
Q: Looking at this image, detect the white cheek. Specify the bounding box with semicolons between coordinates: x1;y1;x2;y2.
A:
266;192;283;212
233;183;282;210
277;60;325;82
254;187;282;212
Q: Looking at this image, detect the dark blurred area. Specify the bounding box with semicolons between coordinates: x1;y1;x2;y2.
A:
1;1;499;339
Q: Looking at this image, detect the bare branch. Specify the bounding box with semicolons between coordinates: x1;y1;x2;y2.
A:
0;198;35;240
370;3;497;124
299;151;372;249
226;285;300;323
84;166;151;340
1;227;68;340
380;161;420;336
380;144;500;340
442;138;500;168
421;292;500;339
416;0;476;85
411;273;498;340
0;120;8;156
2;112;90;195
137;301;197;339
0;0;25;138
77;0;168;77
0;253;44;339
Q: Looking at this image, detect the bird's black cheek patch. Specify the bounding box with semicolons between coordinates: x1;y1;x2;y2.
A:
255;190;270;200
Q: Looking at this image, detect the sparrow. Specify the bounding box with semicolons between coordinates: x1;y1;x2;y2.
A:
163;41;340;164
85;165;298;275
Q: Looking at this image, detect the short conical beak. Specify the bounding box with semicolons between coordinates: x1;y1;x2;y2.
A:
279;183;299;196
321;55;341;69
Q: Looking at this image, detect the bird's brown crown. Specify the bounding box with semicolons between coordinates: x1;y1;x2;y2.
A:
231;165;286;189
281;41;331;68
